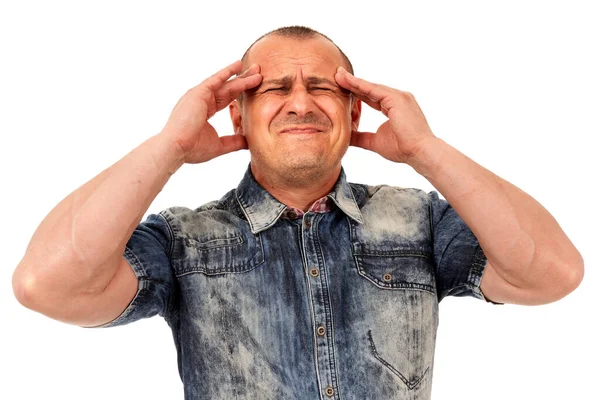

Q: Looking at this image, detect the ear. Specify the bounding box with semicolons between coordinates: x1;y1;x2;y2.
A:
351;97;362;132
229;100;244;135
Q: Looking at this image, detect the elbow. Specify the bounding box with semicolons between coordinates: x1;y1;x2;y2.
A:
547;254;585;303
535;242;585;303
562;253;585;296
524;254;585;305
12;264;38;309
12;259;69;312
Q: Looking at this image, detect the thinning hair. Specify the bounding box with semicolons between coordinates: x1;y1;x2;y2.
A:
241;25;354;74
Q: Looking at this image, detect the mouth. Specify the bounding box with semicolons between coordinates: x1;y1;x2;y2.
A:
279;126;324;134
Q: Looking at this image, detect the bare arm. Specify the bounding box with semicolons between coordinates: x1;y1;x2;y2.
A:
12;60;262;326
408;137;584;304
12;134;183;326
335;66;584;305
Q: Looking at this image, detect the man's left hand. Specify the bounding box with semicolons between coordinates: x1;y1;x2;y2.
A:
335;66;437;164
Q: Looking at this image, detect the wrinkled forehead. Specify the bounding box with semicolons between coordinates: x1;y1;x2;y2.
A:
244;36;346;80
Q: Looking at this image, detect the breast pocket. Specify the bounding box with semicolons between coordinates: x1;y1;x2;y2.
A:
349;218;436;294
353;250;436;294
176;232;265;277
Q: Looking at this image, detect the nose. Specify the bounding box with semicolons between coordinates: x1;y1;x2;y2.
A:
285;84;316;117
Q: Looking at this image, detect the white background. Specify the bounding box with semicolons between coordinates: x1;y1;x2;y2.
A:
1;1;598;399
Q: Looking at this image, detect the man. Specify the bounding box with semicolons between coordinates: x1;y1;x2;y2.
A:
12;26;584;399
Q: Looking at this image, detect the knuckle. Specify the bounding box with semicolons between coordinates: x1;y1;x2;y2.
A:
396;90;414;102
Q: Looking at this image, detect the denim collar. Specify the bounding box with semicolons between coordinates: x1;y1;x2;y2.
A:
235;164;364;234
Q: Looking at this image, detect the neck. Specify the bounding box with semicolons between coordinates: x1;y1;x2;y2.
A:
251;161;341;211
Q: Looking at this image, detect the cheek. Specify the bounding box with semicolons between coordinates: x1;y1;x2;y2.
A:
242;101;280;137
314;97;351;126
253;100;281;127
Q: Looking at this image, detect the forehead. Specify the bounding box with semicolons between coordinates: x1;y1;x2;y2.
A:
244;35;345;78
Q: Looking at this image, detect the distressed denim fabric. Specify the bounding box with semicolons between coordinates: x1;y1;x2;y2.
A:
86;164;498;399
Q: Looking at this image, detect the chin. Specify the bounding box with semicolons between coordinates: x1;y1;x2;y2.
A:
276;156;332;182
281;154;323;170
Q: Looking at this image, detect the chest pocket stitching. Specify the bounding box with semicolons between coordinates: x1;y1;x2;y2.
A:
176;233;265;277
184;235;243;250
353;254;436;292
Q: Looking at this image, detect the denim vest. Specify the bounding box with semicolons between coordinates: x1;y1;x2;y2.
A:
88;164;492;399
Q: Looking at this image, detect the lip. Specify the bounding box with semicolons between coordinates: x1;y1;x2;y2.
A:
279;126;323;134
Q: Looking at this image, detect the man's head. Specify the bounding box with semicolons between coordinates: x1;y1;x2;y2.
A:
229;26;361;185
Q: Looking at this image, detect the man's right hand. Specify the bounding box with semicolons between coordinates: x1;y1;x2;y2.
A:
160;60;262;164
12;61;263;328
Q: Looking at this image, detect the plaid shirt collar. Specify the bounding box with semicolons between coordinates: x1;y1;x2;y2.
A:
280;196;332;220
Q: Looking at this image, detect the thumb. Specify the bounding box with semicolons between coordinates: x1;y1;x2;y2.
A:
219;134;248;155
350;130;377;152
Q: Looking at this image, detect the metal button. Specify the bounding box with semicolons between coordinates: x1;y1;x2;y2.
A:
304;220;312;228
309;267;319;277
325;386;335;397
288;211;297;219
317;325;326;336
383;273;392;282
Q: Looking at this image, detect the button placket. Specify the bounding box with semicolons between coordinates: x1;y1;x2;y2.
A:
301;213;339;399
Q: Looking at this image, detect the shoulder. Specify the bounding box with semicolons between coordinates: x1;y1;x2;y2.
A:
349;182;430;209
157;188;246;237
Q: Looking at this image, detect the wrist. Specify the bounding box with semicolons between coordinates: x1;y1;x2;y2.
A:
152;132;186;175
406;136;446;179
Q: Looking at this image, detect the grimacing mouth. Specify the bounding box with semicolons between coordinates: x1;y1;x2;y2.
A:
279;125;326;134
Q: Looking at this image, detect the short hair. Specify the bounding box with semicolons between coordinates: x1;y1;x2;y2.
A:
241;25;354;74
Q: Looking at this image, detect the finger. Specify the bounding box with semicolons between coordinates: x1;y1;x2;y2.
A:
214;66;262;109
201;60;245;93
237;63;260;78
350;130;377;152
219;133;248;155
335;67;388;111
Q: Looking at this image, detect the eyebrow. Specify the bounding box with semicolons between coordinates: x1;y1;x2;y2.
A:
306;77;338;87
260;76;339;87
261;76;293;87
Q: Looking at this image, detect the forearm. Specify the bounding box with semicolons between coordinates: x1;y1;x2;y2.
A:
14;132;184;298
408;137;583;290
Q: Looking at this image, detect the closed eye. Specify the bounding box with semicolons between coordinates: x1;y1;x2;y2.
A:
264;87;286;93
311;87;332;91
